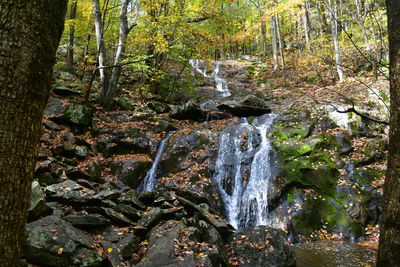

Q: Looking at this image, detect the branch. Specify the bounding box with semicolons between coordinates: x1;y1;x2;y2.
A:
97;57;153;69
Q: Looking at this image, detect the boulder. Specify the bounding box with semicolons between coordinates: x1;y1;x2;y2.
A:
24;215;105;266
64;214;110;229
135;221;186;267
169;101;207;121
217;95;271;117
111;159;152;188
45;180;96;205
118;190;146;210
53;87;81;97
63;104;94;126
44;97;65;116
28;181;52;222
147;101;171;114
137;207;163;230
227;226;296;267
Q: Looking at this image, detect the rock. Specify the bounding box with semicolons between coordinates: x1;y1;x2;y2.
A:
99;240;125;267
45;180;96;205
331;132;353;154
44;97;65;116
63;104;94;126
217;95;271;117
228;226;296;267
93;190;121;202
148;101;171;114
153;120;177;133
116;235;142;259
137;207;163;230
111;159;152;189
95;128;151;157
28;181;52;222
102;207;133;226
118;190;146;210
169;101;207;121
135;221;186;267
113;204;142;221
160;129;211;175
44;121;63;131
53;87;81;97
24;215;106;266
64;214;110;229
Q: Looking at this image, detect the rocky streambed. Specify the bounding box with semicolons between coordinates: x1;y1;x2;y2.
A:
25;62;386;266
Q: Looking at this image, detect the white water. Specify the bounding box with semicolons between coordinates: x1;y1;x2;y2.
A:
213;114;277;229
189;59;231;97
139;131;175;193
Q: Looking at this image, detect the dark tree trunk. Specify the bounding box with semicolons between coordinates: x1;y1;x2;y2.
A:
0;1;67;265
377;1;400;265
67;0;77;74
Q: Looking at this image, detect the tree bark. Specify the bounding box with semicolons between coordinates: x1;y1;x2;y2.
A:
93;0;109;99
328;0;344;82
0;1;67;265
377;0;400;265
67;0;77;74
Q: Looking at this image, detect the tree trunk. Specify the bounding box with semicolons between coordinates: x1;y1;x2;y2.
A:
0;1;67;265
271;10;279;71
260;12;268;57
303;2;311;47
106;0;131;100
67;0;77;74
93;0;109;99
328;0;344;82
275;13;286;85
377;0;400;265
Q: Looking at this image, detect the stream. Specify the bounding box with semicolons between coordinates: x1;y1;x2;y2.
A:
143;60;378;266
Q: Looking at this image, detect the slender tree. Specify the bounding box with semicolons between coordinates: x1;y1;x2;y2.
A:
67;0;78;74
0;0;68;265
377;0;400;265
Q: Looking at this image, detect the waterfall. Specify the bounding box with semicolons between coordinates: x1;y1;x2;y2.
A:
213;114;278;229
211;61;231;97
138;131;175;193
189;59;231;97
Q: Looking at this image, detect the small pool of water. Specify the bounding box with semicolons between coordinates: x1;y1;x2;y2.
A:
294;241;377;267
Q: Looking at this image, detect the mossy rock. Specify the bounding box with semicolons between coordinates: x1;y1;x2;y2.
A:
63;104;94;126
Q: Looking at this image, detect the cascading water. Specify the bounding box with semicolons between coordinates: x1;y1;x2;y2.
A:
213;113;278;229
211;61;231;97
138;131;175;193
189;59;231;97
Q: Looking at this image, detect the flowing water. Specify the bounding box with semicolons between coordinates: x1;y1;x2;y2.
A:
213;114;278;229
138;131;175;193
189;59;231;98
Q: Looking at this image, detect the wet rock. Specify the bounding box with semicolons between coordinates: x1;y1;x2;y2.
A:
29;181;52;222
24;215;105;266
64;214;110;229
228;226;296;267
111;159;152;189
169;101;207;121
217;95;271;117
63;104;94;126
161;129;211;175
